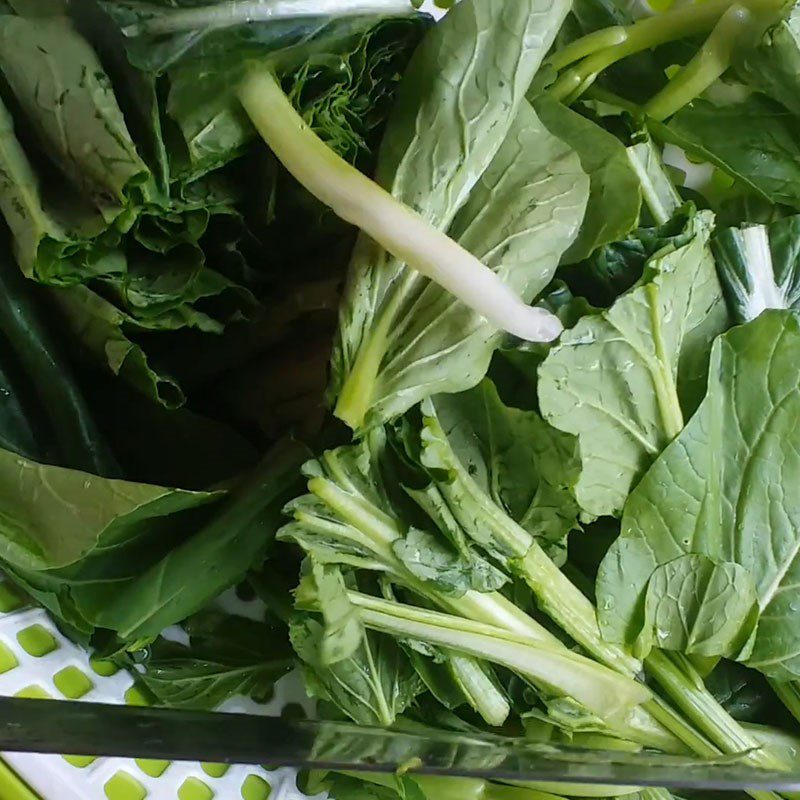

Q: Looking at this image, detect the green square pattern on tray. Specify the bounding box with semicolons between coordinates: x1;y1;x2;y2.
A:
0;579;309;800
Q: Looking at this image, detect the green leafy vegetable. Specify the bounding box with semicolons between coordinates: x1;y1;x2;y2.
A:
535;96;641;262
658;95;800;209
129;611;294;710
737;3;800;117
598;310;800;679
713;214;800;322
539;210;729;519
328;0;581;431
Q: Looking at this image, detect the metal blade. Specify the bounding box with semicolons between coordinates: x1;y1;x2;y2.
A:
1;697;799;791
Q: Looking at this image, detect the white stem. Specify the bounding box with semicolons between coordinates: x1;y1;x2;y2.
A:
740;225;784;319
238;67;563;343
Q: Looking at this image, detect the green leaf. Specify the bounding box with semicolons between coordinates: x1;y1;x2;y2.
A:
77;438;309;641
712;214;800;323
290;614;422;727
539;211;729;519
0;15;150;214
85;377;258;490
131;611;294;710
392;528;507;597
165;16;427;180
636;554;759;659
565;207;698;308
0;94;118;283
331;0;581;431
311;561;364;665
49;285;186;408
535;96;642;262
334;99;588;430
597;310;800;679
418;380;581;563
0;448;221;572
0;247;117;475
657;95;800;210
737;3;800;118
706;660;784;724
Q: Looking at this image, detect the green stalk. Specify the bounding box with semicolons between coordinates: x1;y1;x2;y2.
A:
626;139;683;225
744;722;800;768
646;651;791;778
549;0;785;103
333;270;413;430
238;68;562;360
769;679;800;728
548;26;629;71
348;590;651;721
645;5;756;121
289;451;686;751
447;652;511;727
297;477;531;726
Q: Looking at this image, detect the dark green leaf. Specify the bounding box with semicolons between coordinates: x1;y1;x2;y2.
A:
79;438;309;641
131;611;294;710
658;95;800;210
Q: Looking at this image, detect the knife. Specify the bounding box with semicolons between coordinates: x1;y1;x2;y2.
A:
1;697;800;791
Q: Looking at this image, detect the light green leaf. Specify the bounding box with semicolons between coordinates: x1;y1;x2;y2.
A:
312;561;364;666
538;211;729;519
392;528;507;597
637;554;759;659
597;310;800;679
331;0;581;431
290;615;422;727
535;95;642;262
420;380;581;563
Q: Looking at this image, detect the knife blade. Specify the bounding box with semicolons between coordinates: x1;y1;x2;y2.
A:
1;697;800;791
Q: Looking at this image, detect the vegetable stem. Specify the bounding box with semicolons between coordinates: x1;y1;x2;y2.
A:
645;282;685;440
646;651;789;773
517;547;642;676
626;140;682;225
548;27;629;72
237;67;563;345
446;652;511;726
645;5;756;121
348;590;652;720
549;0;786;104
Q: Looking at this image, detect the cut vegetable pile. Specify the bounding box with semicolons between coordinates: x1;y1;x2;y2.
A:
5;0;800;798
